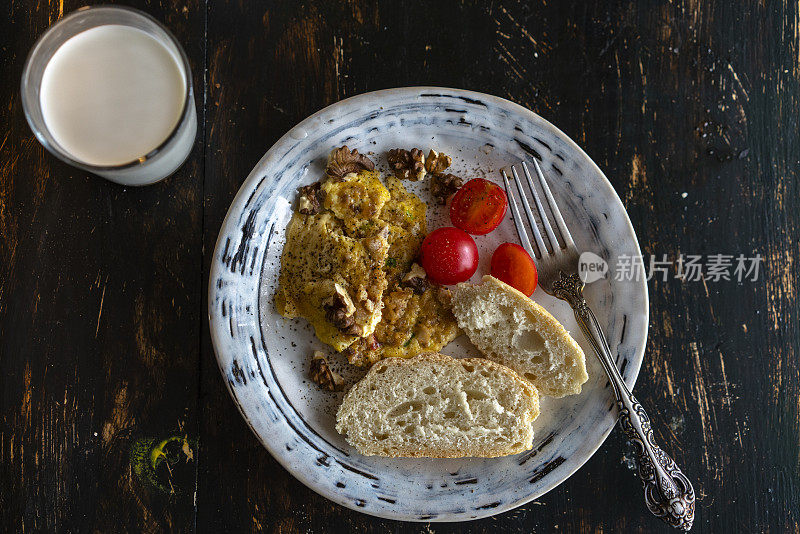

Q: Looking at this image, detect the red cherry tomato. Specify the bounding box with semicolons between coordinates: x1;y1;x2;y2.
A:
420;227;479;285
450;178;508;235
490;243;538;296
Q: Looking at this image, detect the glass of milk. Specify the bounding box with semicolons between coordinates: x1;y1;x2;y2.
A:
21;6;196;186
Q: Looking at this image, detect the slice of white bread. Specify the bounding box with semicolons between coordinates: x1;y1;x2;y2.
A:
335;353;540;458
452;275;589;398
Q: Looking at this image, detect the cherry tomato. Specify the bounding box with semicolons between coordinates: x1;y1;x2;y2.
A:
420;227;479;285
450;178;508;235
490;243;538;296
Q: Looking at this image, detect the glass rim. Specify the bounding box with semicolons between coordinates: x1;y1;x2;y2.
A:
20;4;194;172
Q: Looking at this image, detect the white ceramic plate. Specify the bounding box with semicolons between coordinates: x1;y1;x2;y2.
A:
208;88;648;521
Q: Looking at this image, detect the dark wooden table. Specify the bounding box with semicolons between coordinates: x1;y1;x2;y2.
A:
2;1;798;532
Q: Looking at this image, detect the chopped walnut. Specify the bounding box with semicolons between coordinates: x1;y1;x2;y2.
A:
424;149;452;175
345;308;369;337
297;182;323;214
401;263;429;295
430;173;463;205
325;146;375;180
310;351;344;391
323;284;357;333
387;148;427;181
326;306;355;332
343;322;364;337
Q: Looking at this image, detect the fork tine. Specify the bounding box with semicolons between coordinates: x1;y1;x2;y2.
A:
501;169;540;259
511;165;552;255
519;161;560;252
528;159;575;249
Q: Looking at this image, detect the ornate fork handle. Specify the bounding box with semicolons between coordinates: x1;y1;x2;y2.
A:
552;272;695;531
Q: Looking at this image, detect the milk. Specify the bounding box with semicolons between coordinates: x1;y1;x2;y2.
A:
39;24;193;181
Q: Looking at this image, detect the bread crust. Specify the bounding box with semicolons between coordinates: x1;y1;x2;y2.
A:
452;275;589;397
336;352;540;458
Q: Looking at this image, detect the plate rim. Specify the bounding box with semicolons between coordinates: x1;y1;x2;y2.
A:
208;86;649;521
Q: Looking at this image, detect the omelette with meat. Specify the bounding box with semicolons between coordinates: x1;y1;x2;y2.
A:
275;146;459;363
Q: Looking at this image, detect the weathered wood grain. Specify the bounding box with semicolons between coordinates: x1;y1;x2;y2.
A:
1;0;798;532
0;0;205;531
199;0;799;532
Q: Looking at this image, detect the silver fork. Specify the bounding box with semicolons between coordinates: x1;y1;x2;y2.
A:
502;161;695;531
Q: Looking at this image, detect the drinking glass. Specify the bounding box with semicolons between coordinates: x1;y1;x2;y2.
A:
21;6;197;186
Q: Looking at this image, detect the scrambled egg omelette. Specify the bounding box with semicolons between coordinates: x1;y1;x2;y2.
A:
275;147;459;364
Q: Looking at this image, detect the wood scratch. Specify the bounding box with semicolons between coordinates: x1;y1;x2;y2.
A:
717;351;732;409
639;57;647;114
95;280;106;338
734;418;744;450
492;38;551;112
497;5;539;47
630;153;644;187
726;62;749;101
48;0;64;24
22;362;31;422
663;360;674;397
690;341;717;476
494;40;528;81
701;276;716;322
332;35;343;101
625;153;649;206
